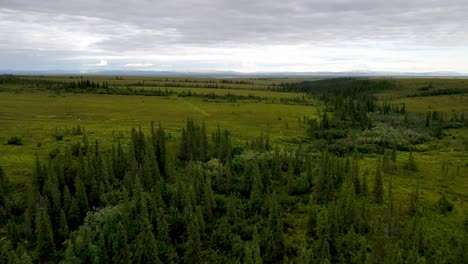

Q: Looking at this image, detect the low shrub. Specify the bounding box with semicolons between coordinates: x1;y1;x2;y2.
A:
49;148;60;159
437;195;454;214
7;136;23;145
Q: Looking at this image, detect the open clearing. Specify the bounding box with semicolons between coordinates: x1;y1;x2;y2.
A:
0;91;317;180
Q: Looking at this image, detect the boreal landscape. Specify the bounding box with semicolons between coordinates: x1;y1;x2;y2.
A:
0;75;467;263
2;0;468;263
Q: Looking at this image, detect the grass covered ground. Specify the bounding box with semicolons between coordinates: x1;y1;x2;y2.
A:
0;91;318;184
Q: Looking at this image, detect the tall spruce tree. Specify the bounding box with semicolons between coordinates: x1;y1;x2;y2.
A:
74;176;89;219
133;197;161;264
156;122;167;177
185;211;202;264
35;202;55;263
112;222;130;264
374;169;384;204
0;166;10;223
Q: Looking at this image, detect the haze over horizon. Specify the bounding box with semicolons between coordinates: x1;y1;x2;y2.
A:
1;0;467;73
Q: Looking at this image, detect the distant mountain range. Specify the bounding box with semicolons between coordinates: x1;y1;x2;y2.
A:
1;69;467;77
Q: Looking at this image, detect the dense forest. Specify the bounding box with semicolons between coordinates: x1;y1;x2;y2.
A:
0;78;467;263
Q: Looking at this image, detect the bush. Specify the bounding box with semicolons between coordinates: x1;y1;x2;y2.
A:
49;148;60;159
7;136;23;145
437;195;454;214
54;134;64;141
71;124;85;136
71;142;83;157
404;152;418;171
290;176;311;195
356;123;430;150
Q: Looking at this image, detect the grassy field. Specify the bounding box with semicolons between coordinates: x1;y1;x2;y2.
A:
19;75;321;91
390;94;468;113
0;91;318;183
377;77;468;99
140;86;307;99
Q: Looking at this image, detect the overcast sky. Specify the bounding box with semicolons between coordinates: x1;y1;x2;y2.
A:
1;0;467;73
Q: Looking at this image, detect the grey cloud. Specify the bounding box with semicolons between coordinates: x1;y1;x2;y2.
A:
1;0;467;47
0;0;467;72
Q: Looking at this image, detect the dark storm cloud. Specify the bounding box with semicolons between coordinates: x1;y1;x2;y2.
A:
0;0;467;71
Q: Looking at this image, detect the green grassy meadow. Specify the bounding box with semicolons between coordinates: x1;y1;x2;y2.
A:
0;90;318;184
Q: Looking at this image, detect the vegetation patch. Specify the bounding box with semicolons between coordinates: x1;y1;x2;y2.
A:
0;76;466;263
6;136;23;145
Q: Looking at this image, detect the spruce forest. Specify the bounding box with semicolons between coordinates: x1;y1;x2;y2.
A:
0;76;467;264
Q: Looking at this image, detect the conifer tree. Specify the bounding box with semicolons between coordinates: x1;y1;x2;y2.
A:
404;152;418;171
147;143;161;182
382;152;391;174
251;226;262;264
350;154;360;189
200;121;208;161
456;212;468;263
307;197;319;237
0;166;10;223
156;207;170;244
58;210;69;243
391;147;397;163
287;157;295;194
112;222;130;264
74;176;89;219
155;207;175;262
5;219;20;246
261;159;272;190
185;211;202;264
202;177;215;222
315;152;333;203
244;245;255;264
215;163;224;193
250;162;263;200
179;129;191;161
374;169;384;204
155;122;167;177
266;198;284;262
141;153;155;192
320;239;331;263
362;170;369;196
44;167;61;231
68;197;80;229
62;186;72;216
35;202;55;263
408;184;419;216
85;156;100;209
14;245;33;264
33;154;47;192
194;206;205;239
224;162;233;194
24;184;38;240
305;160;314;190
321;112;330;130
133;196;161;264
